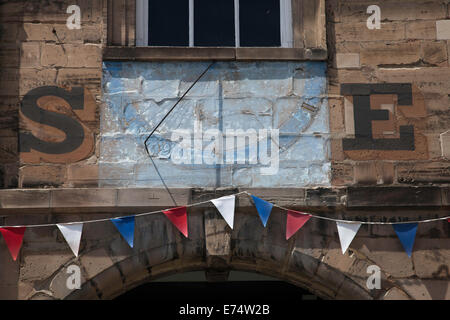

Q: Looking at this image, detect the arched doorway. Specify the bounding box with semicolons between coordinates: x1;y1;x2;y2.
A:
115;271;320;301
49;209;384;301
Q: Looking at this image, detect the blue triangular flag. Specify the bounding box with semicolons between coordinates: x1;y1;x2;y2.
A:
111;216;135;248
393;223;418;258
251;195;274;227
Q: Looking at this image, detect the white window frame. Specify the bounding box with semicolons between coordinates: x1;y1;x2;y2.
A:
136;0;293;48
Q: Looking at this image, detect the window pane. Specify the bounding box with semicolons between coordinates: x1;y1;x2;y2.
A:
149;0;189;46
240;0;281;47
194;0;235;47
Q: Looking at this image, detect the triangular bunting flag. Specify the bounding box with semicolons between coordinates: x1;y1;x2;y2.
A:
211;195;236;229
251;195;274;227
0;227;26;261
111;216;135;248
393;223;418;258
57;223;83;257
286;211;311;240
336;222;361;254
163;207;188;238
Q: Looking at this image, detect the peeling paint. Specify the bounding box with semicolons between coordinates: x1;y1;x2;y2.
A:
101;61;330;188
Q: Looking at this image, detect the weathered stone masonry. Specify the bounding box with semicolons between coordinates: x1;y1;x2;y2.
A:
327;0;450;185
0;0;449;300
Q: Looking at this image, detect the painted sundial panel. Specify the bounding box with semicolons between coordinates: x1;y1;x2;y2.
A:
101;61;330;188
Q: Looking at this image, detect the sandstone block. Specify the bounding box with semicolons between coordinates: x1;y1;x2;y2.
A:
80;248;115;279
354;162;377;185
41;44;68;67
382;287;411;300
20;42;40;68
20;165;66;188
440;131;450;159
421;41;448;66
335;53;360;69
406;20;437;40
436;20;450;40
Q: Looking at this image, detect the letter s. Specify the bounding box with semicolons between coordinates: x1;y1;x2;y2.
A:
20;86;86;155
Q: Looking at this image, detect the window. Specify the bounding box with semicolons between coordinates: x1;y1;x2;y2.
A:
136;0;293;48
106;0;327;61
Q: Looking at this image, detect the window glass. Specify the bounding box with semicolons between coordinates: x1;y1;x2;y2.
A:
146;0;284;47
194;0;235;47
148;0;189;46
240;0;281;47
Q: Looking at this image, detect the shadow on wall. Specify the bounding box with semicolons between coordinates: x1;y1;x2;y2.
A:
0;0;22;189
102;61;324;81
0;0;25;300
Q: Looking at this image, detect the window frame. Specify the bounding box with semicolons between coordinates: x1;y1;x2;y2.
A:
136;0;293;48
105;0;327;61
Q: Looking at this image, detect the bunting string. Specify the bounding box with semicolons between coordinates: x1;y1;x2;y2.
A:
269;201;450;225
0;191;449;229
1;191;449;260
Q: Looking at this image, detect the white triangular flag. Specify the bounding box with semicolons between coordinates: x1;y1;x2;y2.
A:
57;223;83;257
336;222;361;254
211;195;236;229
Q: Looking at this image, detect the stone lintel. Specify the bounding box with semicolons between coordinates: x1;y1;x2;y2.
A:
0;187;448;216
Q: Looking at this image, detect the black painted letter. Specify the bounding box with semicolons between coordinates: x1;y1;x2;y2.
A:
20;86;86;155
341;83;415;151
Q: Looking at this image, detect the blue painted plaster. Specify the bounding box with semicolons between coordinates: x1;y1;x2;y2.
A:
100;61;330;188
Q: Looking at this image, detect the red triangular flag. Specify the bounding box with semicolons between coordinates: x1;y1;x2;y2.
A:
286;211;311;240
163;207;188;238
0;227;26;261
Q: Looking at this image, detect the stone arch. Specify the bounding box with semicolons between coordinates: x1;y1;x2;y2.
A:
62;251;375;300
33;207;408;301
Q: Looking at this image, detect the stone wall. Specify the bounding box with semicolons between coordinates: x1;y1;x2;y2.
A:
0;0;450;301
0;0;449;189
0;0;105;189
327;0;450;186
0;189;448;300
